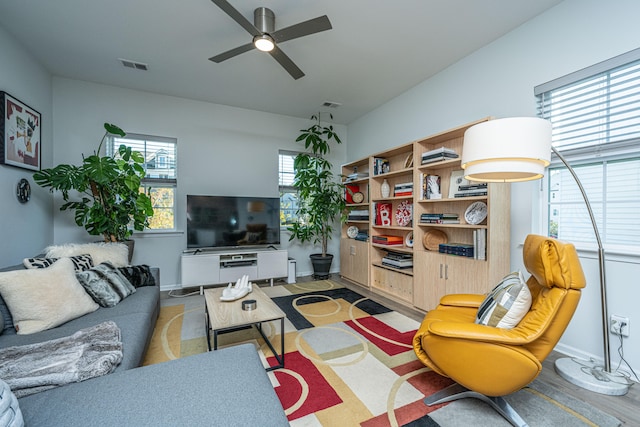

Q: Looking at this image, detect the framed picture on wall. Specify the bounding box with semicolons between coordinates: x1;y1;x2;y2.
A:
0;92;41;171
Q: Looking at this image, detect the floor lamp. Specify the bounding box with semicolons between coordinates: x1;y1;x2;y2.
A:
461;117;629;396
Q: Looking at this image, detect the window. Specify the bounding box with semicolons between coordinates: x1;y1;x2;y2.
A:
278;150;300;226
535;48;640;252
108;133;178;231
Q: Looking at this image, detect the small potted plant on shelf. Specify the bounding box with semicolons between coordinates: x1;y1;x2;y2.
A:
288;113;346;279
33;123;154;257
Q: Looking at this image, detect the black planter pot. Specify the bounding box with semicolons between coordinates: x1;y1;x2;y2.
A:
310;253;333;280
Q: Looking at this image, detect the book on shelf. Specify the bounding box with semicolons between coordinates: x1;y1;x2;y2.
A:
393;181;414;197
374;202;393;226
355;231;369;242
421;147;459;165
372;235;404;245
394;181;413;189
420;219;461;224
383;250;413;261
449;170;488;198
345;172;369;182
373;157;390;175
473;229;487;260
382;258;413;268
438;243;475;257
458;183;487;191
348;209;369;221
421;153;459;165
454;190;488;198
420;213;458;220
421;147;458;161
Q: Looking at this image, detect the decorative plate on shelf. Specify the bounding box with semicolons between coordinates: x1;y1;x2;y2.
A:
464;201;488;225
395;200;413;227
422;229;448;251
347;225;359;239
405;231;414;248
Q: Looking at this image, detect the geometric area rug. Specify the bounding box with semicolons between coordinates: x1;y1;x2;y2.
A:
142;280;621;427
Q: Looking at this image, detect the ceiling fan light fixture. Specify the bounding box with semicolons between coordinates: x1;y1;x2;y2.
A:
253;34;275;52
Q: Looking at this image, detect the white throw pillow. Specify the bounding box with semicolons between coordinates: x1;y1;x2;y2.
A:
476;271;532;329
0;258;99;335
45;242;129;267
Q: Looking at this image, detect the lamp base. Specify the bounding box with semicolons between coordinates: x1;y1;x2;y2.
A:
555;357;630;396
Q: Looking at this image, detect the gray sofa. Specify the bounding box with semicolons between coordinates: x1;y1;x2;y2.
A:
0;263;288;426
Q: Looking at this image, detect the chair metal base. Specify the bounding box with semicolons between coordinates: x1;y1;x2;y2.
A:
424;383;528;427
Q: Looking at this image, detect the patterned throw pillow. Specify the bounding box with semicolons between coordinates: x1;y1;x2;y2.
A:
476;271;532;329
75;262;136;307
117;265;156;288
23;254;94;272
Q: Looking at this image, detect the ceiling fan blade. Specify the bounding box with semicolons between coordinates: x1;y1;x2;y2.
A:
269;46;304;80
271;15;332;43
211;0;261;37
209;42;255;63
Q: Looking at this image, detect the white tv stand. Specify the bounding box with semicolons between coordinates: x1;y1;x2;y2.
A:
180;248;288;293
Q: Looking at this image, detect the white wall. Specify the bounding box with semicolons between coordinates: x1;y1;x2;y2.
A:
347;0;640;373
51;78;347;286
0;25;53;265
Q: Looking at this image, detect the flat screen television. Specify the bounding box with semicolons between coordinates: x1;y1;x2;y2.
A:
186;195;281;250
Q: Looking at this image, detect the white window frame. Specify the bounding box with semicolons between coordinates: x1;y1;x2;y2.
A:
108;133;178;232
535;48;640;257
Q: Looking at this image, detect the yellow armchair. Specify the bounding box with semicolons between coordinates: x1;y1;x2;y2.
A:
413;234;586;426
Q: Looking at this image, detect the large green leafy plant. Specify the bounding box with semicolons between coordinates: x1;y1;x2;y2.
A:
34;123;154;242
288;114;346;257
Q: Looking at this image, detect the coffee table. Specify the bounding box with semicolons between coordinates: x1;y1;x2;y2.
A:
204;285;286;371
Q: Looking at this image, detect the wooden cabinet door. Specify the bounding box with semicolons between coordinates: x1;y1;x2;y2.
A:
340;238;369;287
413;251;446;311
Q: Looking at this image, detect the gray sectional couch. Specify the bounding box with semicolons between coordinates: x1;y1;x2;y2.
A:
0;263;288;426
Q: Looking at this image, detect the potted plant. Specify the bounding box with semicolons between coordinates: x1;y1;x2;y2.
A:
288;114;346;279
33;123;154;256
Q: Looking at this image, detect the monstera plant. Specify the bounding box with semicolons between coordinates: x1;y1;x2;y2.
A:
34;123;154;243
288;113;346;279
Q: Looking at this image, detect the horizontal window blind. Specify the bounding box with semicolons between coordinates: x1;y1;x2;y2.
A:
535;48;640;151
536;48;640;251
110;133;177;184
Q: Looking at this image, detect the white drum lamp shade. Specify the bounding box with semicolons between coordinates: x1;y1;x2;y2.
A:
461;117;552;182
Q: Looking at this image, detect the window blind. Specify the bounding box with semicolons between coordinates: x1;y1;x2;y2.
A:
535;48;640;151
536;48;640;251
111;133;177;184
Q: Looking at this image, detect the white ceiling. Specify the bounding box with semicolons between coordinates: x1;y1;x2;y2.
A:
0;0;563;124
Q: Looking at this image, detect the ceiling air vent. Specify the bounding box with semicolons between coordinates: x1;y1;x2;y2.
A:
322;101;342;108
119;58;149;71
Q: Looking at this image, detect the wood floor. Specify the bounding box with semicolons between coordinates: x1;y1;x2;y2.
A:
317;275;640;426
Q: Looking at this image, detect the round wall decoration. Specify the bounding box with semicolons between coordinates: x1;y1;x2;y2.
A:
422;229;448;251
464;201;488;225
16;178;31;203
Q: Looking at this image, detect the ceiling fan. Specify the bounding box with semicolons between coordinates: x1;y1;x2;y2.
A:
209;0;333;80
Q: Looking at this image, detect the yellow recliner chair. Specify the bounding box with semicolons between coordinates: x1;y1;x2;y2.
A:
413;234;586;426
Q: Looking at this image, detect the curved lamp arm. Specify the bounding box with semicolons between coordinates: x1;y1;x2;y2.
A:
551;146;610;372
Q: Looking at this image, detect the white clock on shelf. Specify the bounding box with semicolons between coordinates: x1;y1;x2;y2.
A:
352;191;365;204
